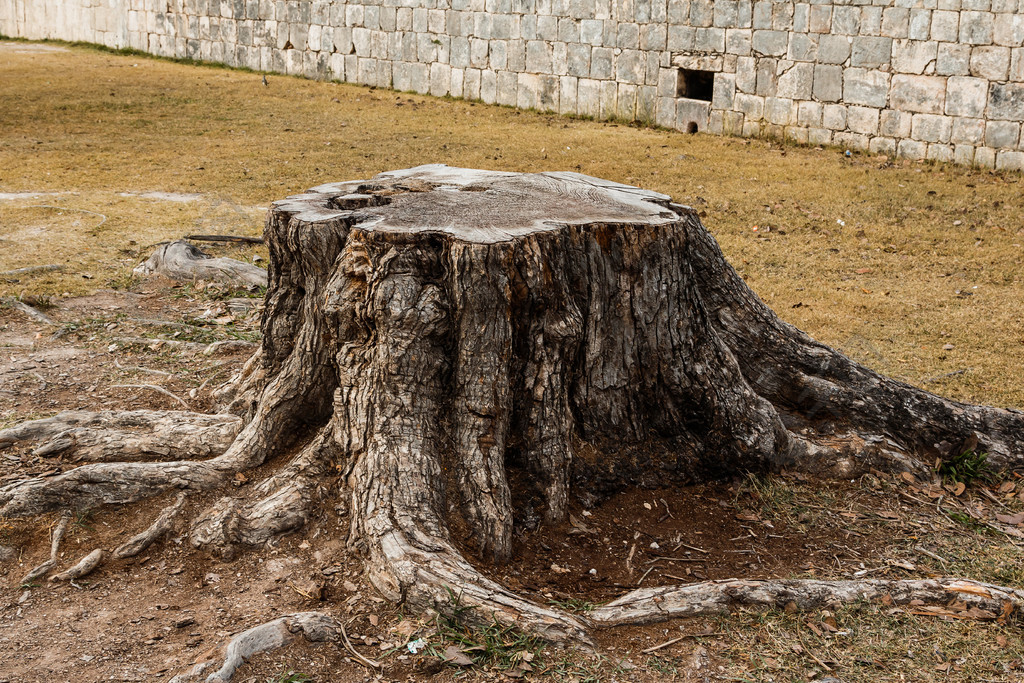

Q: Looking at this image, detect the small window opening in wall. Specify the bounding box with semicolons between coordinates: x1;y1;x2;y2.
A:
676;69;715;102
686;122;699;134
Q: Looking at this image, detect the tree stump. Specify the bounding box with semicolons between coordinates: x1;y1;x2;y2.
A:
3;166;1024;675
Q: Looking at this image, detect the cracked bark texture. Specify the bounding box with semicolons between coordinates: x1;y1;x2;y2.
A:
2;165;1024;651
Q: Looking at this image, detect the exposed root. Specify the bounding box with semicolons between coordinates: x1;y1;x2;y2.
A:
50;548;106;582
0;296;57;326
114;492;187;559
20;511;70;584
589;578;1024;626
169;611;342;683
0;410;243;462
135;240;267;287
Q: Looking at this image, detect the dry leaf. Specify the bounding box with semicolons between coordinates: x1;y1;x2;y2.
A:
996;512;1024;525
368;614;379;627
999;481;1016;494
901;472;917;485
954;481;966;496
443;645;474;666
393;619;418;637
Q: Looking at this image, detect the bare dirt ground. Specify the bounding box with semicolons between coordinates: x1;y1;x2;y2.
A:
2;40;1024;682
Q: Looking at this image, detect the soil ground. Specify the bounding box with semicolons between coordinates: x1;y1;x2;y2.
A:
2;39;1024;683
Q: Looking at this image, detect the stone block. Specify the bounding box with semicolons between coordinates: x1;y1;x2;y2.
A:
714;0;739;27
852;36;892;67
994;13;1024;47
600;80;618;118
695;27;726;52
930;10;959;42
892;39;937;74
497;70;518;106
833;6;860;35
526;40;552;72
736;56;757;92
735;92;765;118
617;22;640;48
591;46;613;78
727;28;752;55
986;119;1020;147
971;46;1010;80
756;58;778;95
577;77;601;116
752;1;772;29
777;62;813;99
793;3;810;33
959;11;994;44
713;72;737;108
1012;48;1024;81
580;19;603;45
848;106;880;134
937;42;971;75
974;145;996;167
616;49;645;84
834;131;869;151
568;42;591;76
656;96;676;128
752;29;788;56
927;144;955;162
897;138;928;160
813;64;843;101
951;117;986;144
870;136;898;155
667;25;696;50
954;144;976;165
553;42;569;74
890;74;946;113
765;96;795;124
641;24;667;50
858;6;880;35
912;113;953;142
691;0;714;26
808;127;833;145
616;82;637;120
844;68;890;107
962;0;991;9
488;40;508;70
809;6;832;33
946;76;988;117
787;32;817;61
430;62;452;96
996;149;1024;170
818;34;852;64
881;8;911;38
797;100;823;126
637;84;657;122
772;2;794;31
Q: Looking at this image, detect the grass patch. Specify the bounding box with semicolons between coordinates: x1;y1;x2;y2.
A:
938;450;991;485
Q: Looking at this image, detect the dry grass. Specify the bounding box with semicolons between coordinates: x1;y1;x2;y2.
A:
1;38;1023;415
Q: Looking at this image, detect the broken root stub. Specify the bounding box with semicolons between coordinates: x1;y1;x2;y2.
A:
3;166;1024;667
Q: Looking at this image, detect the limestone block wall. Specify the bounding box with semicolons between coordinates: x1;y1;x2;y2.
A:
3;0;1024;170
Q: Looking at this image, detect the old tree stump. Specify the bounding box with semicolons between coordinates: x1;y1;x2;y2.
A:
3;166;1024;678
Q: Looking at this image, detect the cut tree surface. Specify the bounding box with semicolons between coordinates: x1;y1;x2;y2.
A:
3;166;1023;676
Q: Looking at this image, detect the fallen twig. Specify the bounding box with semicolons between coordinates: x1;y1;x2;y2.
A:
0;264;63;278
51;548;106;582
339;621;382;669
111;384;190;409
641;636;684;654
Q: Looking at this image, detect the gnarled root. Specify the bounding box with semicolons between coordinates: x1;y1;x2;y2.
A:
20;511;70;584
114;492;188;559
0;410;243;462
169;612;342;683
590;577;1024;626
50;548;106;582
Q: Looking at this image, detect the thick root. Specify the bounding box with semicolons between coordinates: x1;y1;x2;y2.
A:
590;577;1024;626
169;612;342;683
50;548;106;582
114;492;187;559
0;410;243;462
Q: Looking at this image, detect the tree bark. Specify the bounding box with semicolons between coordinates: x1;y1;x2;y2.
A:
3;165;1023;658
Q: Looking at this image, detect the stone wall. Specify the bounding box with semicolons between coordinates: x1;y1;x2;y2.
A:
3;0;1024;169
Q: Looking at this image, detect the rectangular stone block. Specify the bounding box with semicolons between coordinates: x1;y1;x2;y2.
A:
765;96;795;124
848;105;880;134
986;119;1021;147
727;28;752;55
851;36;892;67
993;13;1024;47
861;6;883;36
777;61;813;99
813;64;842;101
971;46;1011;80
870;136;897;155
809;5;832;33
892;39;937;74
946;76;988;117
890;74;946;113
713;72;737;108
736;55;757;92
959;10;994;44
908;9;931;41
568;42;591;76
677;97;711;130
807;127;832;146
656;96;676;128
954;144;976;165
930;10;959;41
951;116;986;144
600;79;618;118
787;32;817;61
844;68;890;107
752;29;788;56
637;84;657;122
797;100;822;126
577;77;601;116
927;143;954;162
591;46;613;78
735;92;765;118
497;70;518;105
818;34;852;64
667;25;696;50
937;42;971;75
996;150;1024;170
616;49;645;84
911;113;953;142
897;138;928;160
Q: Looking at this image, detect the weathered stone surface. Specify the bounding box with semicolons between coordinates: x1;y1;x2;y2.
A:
989;82;1024;120
946;76;988;117
890;74;947;114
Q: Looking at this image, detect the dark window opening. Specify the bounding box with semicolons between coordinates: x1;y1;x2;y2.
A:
687;121;699;134
676;69;715;102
